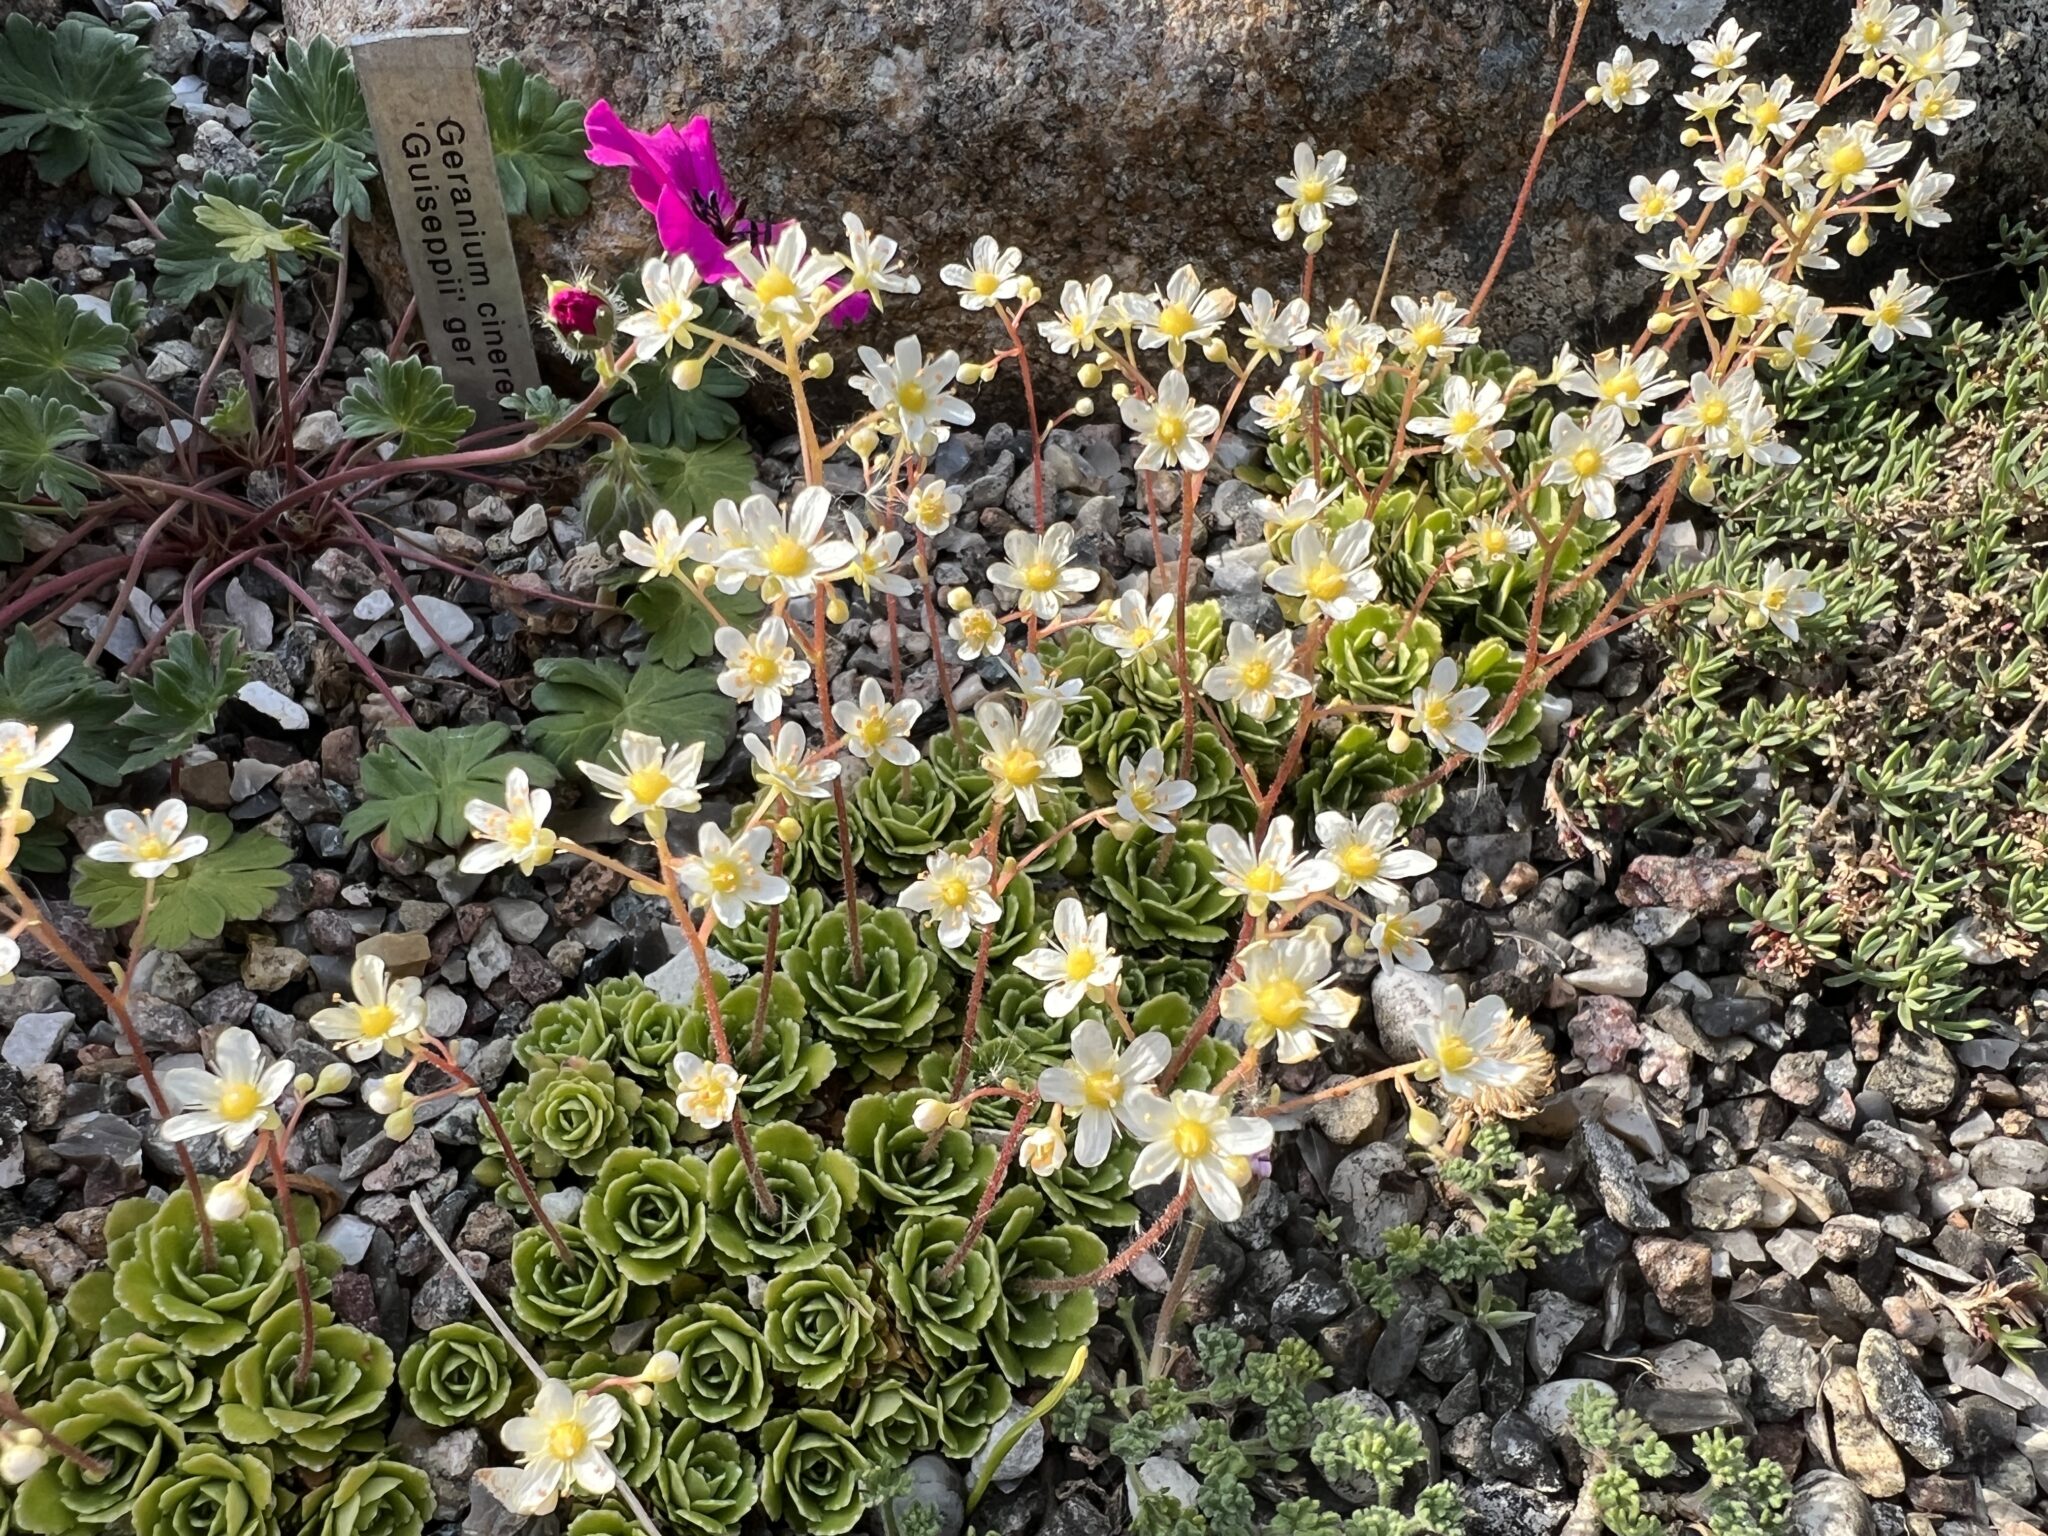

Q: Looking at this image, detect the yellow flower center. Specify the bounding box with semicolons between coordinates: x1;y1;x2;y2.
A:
1242;864;1286;895
1570;446;1605;480
1409;319;1446;352
1423;697;1453;731
1876;299;1905;326
972;271;1001;297
1602;370;1642;403
1305;561;1351;603
1640;189;1669;217
1152;412;1187;449
897;380;929;413
1063;948;1099;984
992;747;1043;787
1156;304;1198;341
1720;164;1748;189
1749;99;1782;128
1697;397;1730;427
503;813;536;846
1760;586;1787;611
1726;286;1764;319
856;716;891;748
1339;844;1383;882
1170;1115;1214;1160
1478;526;1512;558
1022;560;1060;592
1237;658;1273;690
1252;978;1308;1032
961;612;995;644
1298;176;1327;204
765;535;811;579
754;269;797;305
1448;408;1480;436
626;767;673;805
935;874;971;909
706;857;742;894
652;298;687;332
357;1002;399;1040
217;1082;260;1121
133;833;174;861
1828;142;1867;179
1081;1068;1122;1110
1435;1033;1478;1074
547;1419;589;1462
1125;781;1156;812
746;653;784;686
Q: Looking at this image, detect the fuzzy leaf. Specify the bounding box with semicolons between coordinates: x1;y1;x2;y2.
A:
622;579;762;669
339;353;475;457
0;15;173;195
526;658;735;779
0;280;130;415
119;631;247;773
72;812;291;948
502;385;575;426
192;194;325;264
155;172;310;310
0;625;129;815
477;57;593;220
247;35;376;220
342;722;558;854
0;388;99;510
205;385;255;441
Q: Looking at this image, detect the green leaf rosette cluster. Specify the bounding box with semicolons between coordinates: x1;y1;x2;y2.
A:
705;1122;857;1275
677;972;834;1123
215;1303;393;1468
783;904;953;1080
1089;823;1238;949
842;1091;995;1217
581;1146;710;1284
398;1322;514;1428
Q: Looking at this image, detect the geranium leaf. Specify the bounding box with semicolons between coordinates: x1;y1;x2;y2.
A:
525;658;735;779
0;15;173;196
621;579;762;669
0;625;129;816
192;194;325;264
339;353;475;457
342;722;558;853
119;631;247;773
247;35;376;221
72;812;291;949
0;280;131;415
477;57;593;220
154;172;311;310
0;388;99;511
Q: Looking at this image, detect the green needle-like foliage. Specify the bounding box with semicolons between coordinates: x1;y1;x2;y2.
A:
89;1333;211;1422
762;1262;881;1400
581;1146;710;1284
398;1321;514;1428
651;1295;774;1431
783;903;953;1080
759;1408;871;1536
131;1443;278;1536
841;1090;996;1219
652;1422;759;1536
508;1225;626;1343
676;972;835;1121
215;1303;394;1469
294;1459;434;1536
0;1264;71;1404
1089;823;1238;948
881;1213;1001;1362
11;1383;183;1533
985;1188;1108;1384
704;1121;858;1276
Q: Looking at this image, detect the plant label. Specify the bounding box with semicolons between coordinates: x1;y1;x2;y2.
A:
350;27;541;414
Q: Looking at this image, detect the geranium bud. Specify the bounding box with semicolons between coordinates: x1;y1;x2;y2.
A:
807;351;834;379
547;283;606;337
1076;361;1103;388
673;356;706;391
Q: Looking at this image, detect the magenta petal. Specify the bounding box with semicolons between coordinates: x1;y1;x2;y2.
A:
825;281;874;329
584;99;670;212
677;115;733;212
654;187;738;279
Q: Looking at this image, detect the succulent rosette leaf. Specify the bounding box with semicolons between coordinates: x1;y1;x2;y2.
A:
783;903;952;1080
131;1442;277;1536
98;1188;335;1359
398;1321;514;1428
716;885;828;967
564;1367;663;1486
581;1145;711;1284
493;1057;643;1178
0;1263;73;1403
704;1120;858;1276
651;1295;774;1431
11;1383;183;1533
1089;823;1238;949
509;1224;627;1342
845;759;959;886
880;1212;1001;1363
759;1409;872;1536
294;1459;433;1536
607;982;694;1083
761;1261;880;1400
850;1368;939;1464
1039;1140;1141;1228
215;1302;394;1468
1321;601;1444;706
1294;720;1440;824
90;1333;213;1422
513;990;615;1070
651;1421;759;1536
934;1362;1013;1459
677;972;834;1123
985;1188;1108;1383
841;1090;996;1218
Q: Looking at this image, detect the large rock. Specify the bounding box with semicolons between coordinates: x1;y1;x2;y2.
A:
289;0;2048;386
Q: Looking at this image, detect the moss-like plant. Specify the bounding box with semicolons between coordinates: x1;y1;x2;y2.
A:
703;1121;858;1276
293;1459;433;1536
841;1090;997;1218
90;1333;212;1422
581;1146;710;1284
676;972;834;1122
508;1224;627;1342
1089;824;1238;949
11;1383;183;1533
215;1303;394;1469
759;1408;871;1536
985;1188;1108;1384
92;1189;335;1360
784;903;953;1079
130;1442;276;1536
652;1421;760;1536
762;1262;880;1400
880;1213;1001;1363
651;1295;773;1432
398;1321;514;1428
0;1264;71;1403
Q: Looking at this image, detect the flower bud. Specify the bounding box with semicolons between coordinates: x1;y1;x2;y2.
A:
1342;931;1371;960
1584;85;1602;105
1073;396;1095;416
1076;361;1102;388
1386;721;1411;755
775;815;802;842
807;351;834;379
0;1427;49;1486
946;587;973;613
1646;310;1677;335
384;1105;417;1141
691;563;718;586
642;1350;681;1383
1725;213;1751;239
313;1062;355;1100
956;361;982;385
848;425;881;458
1305;913;1344;946
1111;381;1130;402
1846;221;1872;257
630;1383;656;1408
1406;1103;1442;1145
911;1097;953;1133
1201;337;1230;364
293;1071;315;1098
1019;1113;1068;1177
672;356;706;391
544;280;613;356
1687;467;1717;503
1680;127;1701;146
826;595;850;624
205;1176;252;1223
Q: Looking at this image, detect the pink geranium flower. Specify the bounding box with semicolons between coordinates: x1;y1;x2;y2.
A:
584;101;871;326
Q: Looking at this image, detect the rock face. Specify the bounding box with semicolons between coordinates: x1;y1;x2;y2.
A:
288;0;2047;379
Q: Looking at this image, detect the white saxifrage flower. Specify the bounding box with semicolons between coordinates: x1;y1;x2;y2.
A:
1410;981;1555;1117
577;730;705;825
1408;376;1514;479
716;615;810;723
1037;1018;1170;1168
311;953;429;1062
1542;406;1653;518
1122;1087;1274;1221
1618;170;1691;232
162;1026;294;1149
1410;656;1493;757
1559;346;1685;424
949;603;1008;662
1689;17;1759;76
1223;928;1360;1063
1316;805;1437;903
488;1380;624;1515
87;798;209;878
1092;590;1176;664
839;212;920;306
677;823;788;927
1751;559;1826;639
1113;747;1196;834
1207;816;1338;914
1016;897;1121;1016
851;336;975;455
0;719;70;788
461;768;558;875
1038;275;1114;356
1274;142;1357;247
1370;892;1443;971
1250;373;1307;435
1267;521;1381;622
1466;509;1538;566
619;508;706;582
975;699;1079;823
902;477;962;536
901;850;1002;951
1594;46;1659;108
723;223;844;336
1019;1107;1068;1177
834;679;923;765
722;486;857;603
1129;264;1236;368
1862;269;1935;352
988;523;1101;621
745;721;841;805
618;253;702;358
835;511;914;600
940;235;1026;311
1240;287;1309;361
1388;294;1478;361
1257;478;1338;539
672;1052;744;1129
1120;370;1221;473
1203;621;1313;721
1011;652;1084;710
